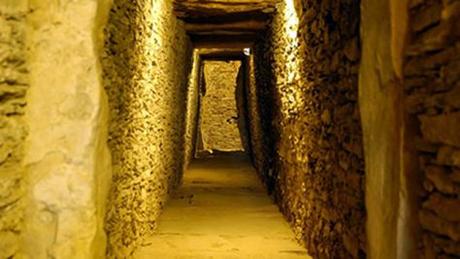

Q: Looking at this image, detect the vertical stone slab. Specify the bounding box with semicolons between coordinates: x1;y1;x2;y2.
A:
22;0;112;258
359;0;411;258
235;61;251;154
200;61;244;152
360;1;398;258
184;51;201;169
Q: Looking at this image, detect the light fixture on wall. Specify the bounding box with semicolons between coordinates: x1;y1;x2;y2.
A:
244;48;251;56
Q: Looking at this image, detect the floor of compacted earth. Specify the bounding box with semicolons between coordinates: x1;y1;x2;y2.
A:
134;153;310;259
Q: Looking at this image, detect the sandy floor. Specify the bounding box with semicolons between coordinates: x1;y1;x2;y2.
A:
134;153;310;259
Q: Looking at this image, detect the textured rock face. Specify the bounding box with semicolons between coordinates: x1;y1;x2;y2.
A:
246;55;271;183
253;0;365;257
199;61;244;152
22;0;112;258
404;0;460;257
0;1;28;257
102;0;193;256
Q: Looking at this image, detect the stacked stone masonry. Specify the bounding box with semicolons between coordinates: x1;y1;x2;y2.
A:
253;38;278;191
0;1;27;258
245;55;269;177
102;0;193;256
253;0;366;257
199;61;244;152
404;0;460;257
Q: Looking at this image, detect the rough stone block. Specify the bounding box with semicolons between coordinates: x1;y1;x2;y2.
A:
436;146;460;166
425;165;459;194
433;235;460;256
412;2;443;33
423;193;460;221
419;209;460;241
420;112;460;146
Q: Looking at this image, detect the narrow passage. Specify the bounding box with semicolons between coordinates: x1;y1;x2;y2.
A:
134;153;309;258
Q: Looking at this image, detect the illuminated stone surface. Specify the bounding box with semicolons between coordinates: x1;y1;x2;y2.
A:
134;153;310;258
253;0;366;257
0;1;28;258
102;0;193;256
22;0;112;258
200;61;244;152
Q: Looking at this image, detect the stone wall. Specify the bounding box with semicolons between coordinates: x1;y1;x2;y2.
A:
0;1;28;257
246;55;271;183
253;0;365;257
199;61;244;152
253;39;278;191
403;0;460;257
102;0;193;256
22;0;112;258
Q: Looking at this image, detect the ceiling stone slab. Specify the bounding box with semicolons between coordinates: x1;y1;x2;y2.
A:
192;34;256;48
184;19;268;33
175;0;277;48
173;0;278;19
198;48;247;60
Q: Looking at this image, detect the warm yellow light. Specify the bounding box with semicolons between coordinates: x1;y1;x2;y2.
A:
151;0;168;50
281;0;303;114
285;0;299;40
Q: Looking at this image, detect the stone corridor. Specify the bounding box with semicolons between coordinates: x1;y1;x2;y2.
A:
1;0;460;258
134;153;308;258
